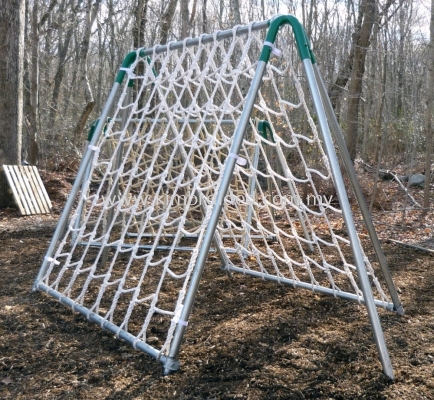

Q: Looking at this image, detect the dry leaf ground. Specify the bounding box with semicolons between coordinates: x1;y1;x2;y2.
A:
0;169;433;399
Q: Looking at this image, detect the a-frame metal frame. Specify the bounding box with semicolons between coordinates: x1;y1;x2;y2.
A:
34;15;402;380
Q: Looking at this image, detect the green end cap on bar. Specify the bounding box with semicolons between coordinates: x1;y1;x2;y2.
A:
260;15;312;63
87;118;111;142
115;51;138;84
87;119;99;142
115;51;157;86
257;120;275;143
304;30;317;64
309;48;317;64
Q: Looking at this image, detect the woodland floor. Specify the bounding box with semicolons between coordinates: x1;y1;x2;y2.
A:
0;166;434;399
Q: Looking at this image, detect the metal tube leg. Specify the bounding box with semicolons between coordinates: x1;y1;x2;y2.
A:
33;83;121;291
176;145;232;269
303;59;394;380
100;87;133;268
162;61;269;375
312;64;403;315
275;145;314;252
243;145;260;254
71;156;92;246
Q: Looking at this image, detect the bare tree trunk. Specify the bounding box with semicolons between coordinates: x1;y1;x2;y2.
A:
362;8;379;162
0;0;25;166
189;0;197;27
26;0;57;164
0;0;25;207
73;0;102;143
28;0;40;164
95;16;105;109
23;0;31;161
180;0;190;39
345;0;376;161
219;0;224;29
160;0;178;45
133;0;148;48
202;0;207;33
61;34;79;118
370;41;387;212
402;79;419;224
50;0;75;135
133;0;149;119
230;0;242;25
328;0;398;118
423;0;434;212
328;0;362;112
396;2;407;117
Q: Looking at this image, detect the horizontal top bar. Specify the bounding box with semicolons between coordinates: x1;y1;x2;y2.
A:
121;118;236;125
115;15;314;82
116;20;270;83
139;20;270;58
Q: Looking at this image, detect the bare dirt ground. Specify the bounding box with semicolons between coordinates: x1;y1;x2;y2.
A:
1;168;434;399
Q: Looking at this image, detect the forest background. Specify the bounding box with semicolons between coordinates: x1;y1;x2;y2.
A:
0;0;433;216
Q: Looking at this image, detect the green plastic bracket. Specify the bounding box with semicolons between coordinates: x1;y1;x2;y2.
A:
115;51;138;84
257;120;275;143
87;118;111;142
87;119;99;142
303;30;317;65
115;51;158;87
260;15;312;63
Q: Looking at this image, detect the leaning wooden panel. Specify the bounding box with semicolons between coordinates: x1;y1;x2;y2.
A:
3;165;31;214
1;165;52;215
30;166;52;212
1;166;27;214
20;166;45;213
12;165;37;214
24;166;52;213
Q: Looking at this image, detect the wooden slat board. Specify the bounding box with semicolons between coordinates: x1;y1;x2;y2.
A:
1;165;52;215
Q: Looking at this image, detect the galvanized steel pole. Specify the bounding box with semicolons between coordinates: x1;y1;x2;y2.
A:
312;64;403;315
303;59;394;380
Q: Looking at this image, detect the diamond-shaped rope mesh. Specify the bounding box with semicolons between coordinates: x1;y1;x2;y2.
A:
38;21;391;357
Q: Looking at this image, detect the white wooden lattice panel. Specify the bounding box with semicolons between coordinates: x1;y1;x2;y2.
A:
1;165;52;215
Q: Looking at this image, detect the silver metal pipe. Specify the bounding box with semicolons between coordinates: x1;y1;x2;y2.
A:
303;59;394;380
111;118;236;125
33;83;121;291
140;21;269;57
79;241;238;254
175;144;232;267
312;64;403;315
36;283;167;363
243;145;261;252
71;145;93;246
162;61;269;375
275;143;314;252
226;265;394;311
100;86;133;268
126;232;275;240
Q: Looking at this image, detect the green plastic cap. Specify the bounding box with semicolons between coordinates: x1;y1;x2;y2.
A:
260;15;312;63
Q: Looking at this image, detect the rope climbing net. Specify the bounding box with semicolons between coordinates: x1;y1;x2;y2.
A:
34;17;400;376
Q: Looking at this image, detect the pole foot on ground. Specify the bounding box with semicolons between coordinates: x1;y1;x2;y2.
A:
162;357;180;376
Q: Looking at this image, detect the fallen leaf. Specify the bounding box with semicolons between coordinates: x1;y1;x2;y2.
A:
1;376;12;385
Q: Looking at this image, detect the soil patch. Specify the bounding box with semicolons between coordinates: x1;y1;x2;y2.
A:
1;168;434;399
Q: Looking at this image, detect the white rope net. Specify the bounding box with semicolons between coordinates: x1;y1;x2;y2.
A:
40;22;391;356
